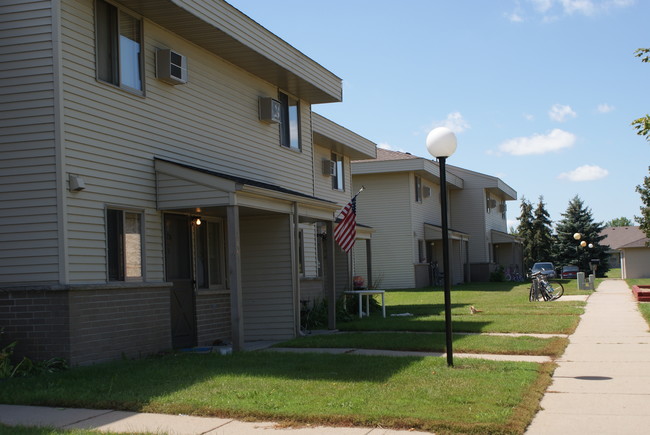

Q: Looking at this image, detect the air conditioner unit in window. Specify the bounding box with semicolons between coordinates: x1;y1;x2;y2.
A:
322;159;336;176
422;186;432;198
259;97;282;124
156;49;187;85
487;199;497;209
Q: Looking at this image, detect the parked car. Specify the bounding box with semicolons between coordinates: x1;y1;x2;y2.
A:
561;265;580;279
531;262;556;278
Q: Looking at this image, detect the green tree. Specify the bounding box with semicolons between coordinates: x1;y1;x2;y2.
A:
632;49;650;141
516;197;534;270
636;167;650;239
530;196;554;264
606;217;633;227
554;195;609;276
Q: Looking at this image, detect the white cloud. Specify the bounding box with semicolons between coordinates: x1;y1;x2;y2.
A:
430;112;470;134
507;12;525;22
523;0;634;19
523;113;535;121
377;143;392;150
498;128;576;155
549;104;577;122
558;165;609;181
597;103;615;113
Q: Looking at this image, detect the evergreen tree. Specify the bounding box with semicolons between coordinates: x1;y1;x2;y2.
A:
530;196;554;264
554;195;609;276
636;167;650;239
516;197;534;270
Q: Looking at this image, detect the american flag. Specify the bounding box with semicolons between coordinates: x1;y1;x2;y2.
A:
334;195;358;253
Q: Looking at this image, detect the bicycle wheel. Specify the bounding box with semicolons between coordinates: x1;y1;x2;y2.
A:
529;283;541;302
547;281;565;300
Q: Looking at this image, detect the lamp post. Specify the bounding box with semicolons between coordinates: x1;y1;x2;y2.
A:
426;127;457;367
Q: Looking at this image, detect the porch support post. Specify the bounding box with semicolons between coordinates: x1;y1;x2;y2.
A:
365;239;372;288
227;205;244;351
325;220;336;329
292;203;301;336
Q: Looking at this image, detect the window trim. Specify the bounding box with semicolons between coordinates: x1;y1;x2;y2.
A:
331;152;345;191
415;175;423;203
106;207;145;282
279;91;301;150
95;0;145;94
196;218;227;291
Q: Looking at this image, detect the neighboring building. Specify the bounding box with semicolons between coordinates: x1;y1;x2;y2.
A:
446;164;522;282
600;226;650;278
0;0;374;365
351;149;520;289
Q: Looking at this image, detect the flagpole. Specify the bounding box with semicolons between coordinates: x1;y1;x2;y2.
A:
335;186;364;221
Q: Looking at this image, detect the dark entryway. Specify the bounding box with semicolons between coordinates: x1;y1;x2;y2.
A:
164;214;197;349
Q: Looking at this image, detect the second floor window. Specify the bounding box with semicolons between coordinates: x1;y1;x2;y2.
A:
415;175;422;203
331;153;344;190
95;0;143;92
279;92;300;149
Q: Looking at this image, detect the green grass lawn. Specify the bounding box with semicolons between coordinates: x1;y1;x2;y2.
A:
338;281;586;335
628;278;650;328
0;352;553;435
277;332;568;357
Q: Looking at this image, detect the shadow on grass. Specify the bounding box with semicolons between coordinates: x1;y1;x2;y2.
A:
0;352;424;411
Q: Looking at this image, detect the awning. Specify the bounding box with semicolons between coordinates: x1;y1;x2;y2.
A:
424;223;469;241
491;229;522;245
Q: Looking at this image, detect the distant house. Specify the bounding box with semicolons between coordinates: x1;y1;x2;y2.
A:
351;149;520;289
600;226;650;279
0;0;375;365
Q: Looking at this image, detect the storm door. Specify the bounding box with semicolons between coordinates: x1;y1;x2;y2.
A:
164;214;197;349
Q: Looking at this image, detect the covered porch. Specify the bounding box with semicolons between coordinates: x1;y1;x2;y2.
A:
154;158;340;351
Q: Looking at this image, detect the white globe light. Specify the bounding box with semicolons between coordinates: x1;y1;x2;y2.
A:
573;233;581;240
426;127;457;158
580;241;587;247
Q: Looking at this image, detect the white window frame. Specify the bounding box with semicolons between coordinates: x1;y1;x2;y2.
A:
95;0;144;94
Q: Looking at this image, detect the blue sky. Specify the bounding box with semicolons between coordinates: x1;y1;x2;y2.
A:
229;0;649;229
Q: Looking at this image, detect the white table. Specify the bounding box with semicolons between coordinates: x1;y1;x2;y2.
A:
344;290;386;318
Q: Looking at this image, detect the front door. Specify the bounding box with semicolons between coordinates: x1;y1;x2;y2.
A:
164;214;197;349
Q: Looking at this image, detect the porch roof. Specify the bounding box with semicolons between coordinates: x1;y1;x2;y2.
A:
154;158;339;220
491;229;522;245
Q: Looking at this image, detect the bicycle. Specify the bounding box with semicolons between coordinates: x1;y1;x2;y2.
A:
529;271;564;301
505;266;524;282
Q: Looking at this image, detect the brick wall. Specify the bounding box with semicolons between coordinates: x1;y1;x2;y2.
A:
196;291;231;346
0;288;71;362
1;283;172;366
68;284;172;365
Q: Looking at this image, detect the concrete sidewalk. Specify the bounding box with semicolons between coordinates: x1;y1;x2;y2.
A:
526;279;650;434
0;404;429;434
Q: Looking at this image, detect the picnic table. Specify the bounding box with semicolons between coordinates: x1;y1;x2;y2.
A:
344;290;386;319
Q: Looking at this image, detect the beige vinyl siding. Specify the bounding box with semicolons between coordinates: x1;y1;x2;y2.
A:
353;173;414;289
240;215;294;340
313;144;351;207
59;0;319;283
451;188;488;263
0;0;60;285
412;176;440;257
